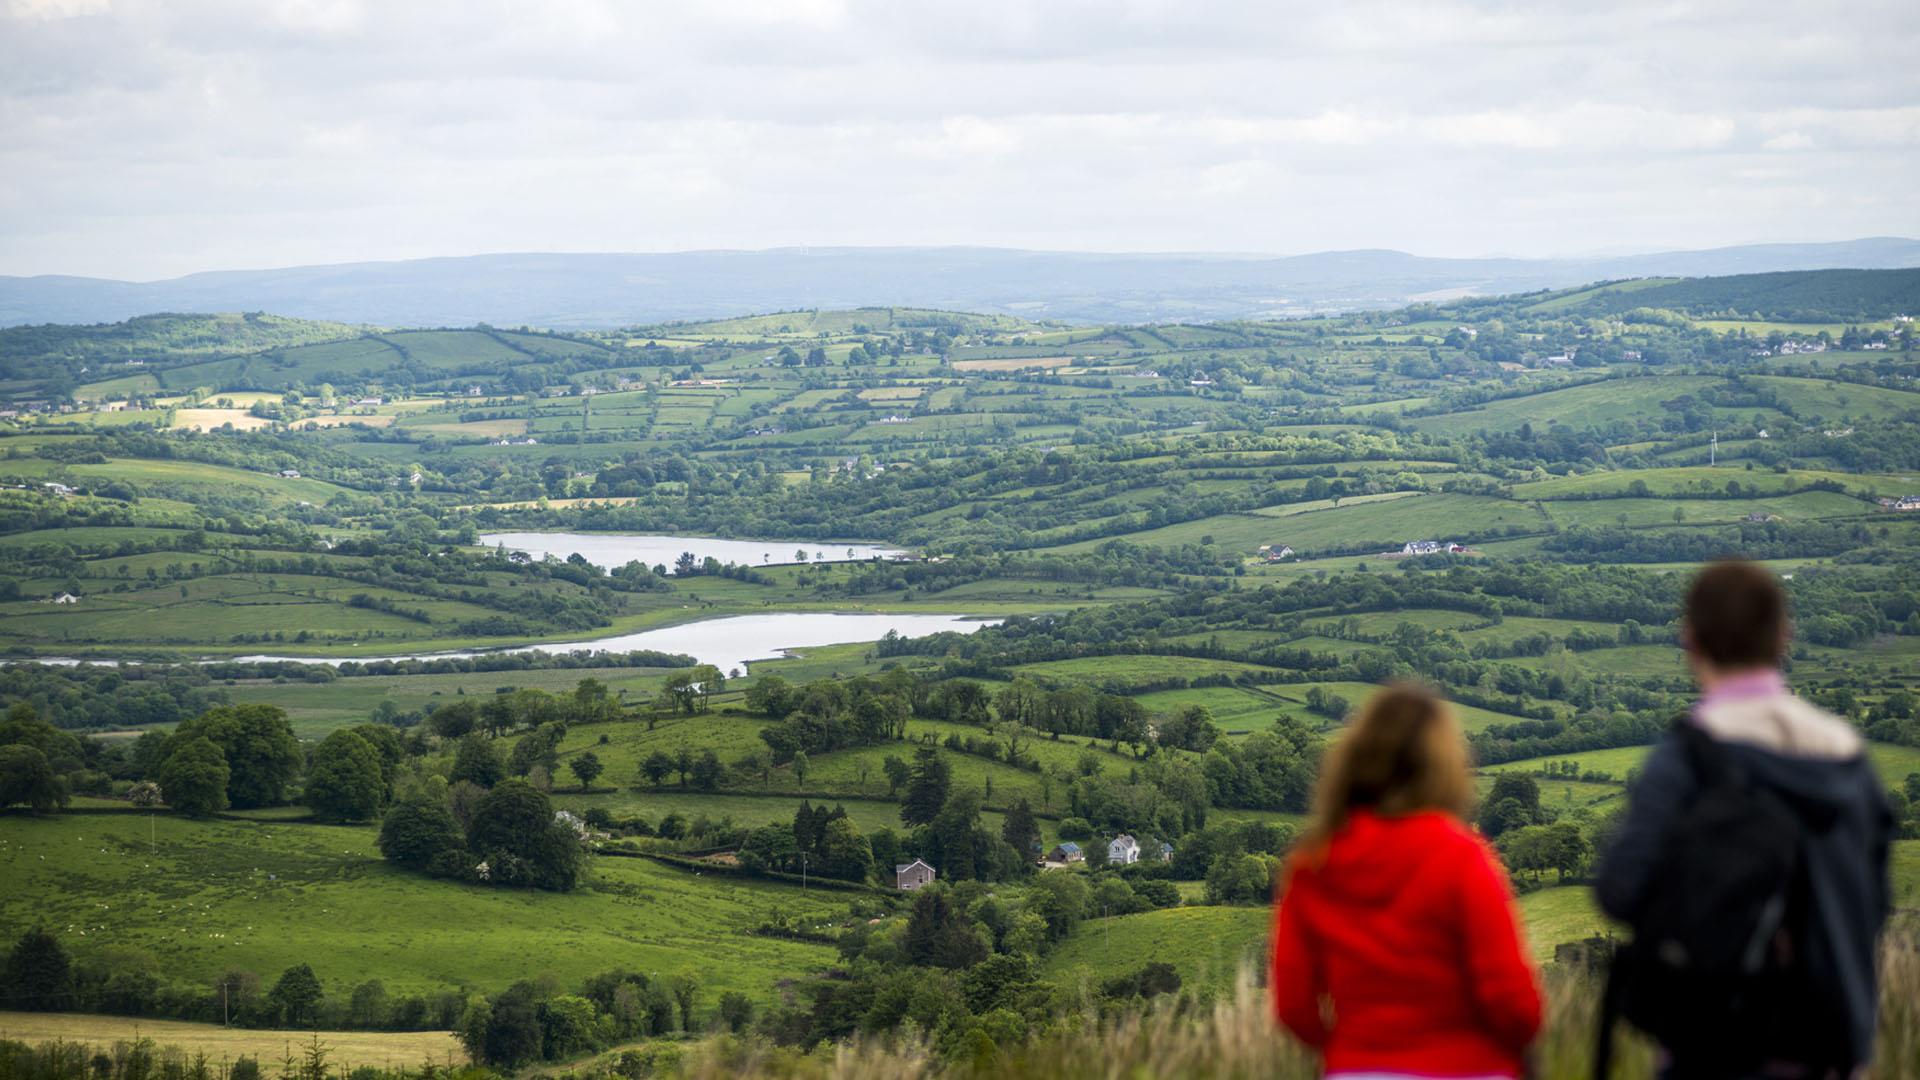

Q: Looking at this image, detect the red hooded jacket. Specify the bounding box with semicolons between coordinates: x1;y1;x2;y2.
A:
1270;810;1542;1077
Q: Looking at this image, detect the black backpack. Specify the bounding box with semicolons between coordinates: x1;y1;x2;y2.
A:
1595;721;1849;1078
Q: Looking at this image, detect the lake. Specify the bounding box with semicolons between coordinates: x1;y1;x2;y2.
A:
478;532;907;572
228;611;997;674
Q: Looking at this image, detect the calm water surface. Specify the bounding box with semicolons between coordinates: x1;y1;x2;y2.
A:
478;532;906;572
230;611;996;674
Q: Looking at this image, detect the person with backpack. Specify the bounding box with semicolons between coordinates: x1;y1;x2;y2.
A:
1595;560;1893;1078
1272;682;1542;1077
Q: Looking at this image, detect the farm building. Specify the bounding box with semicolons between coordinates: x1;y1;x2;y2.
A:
1258;544;1295;562
894;859;936;890
44;593;79;604
1108;834;1141;866
279;469;301;478
1044;842;1084;865
1401;540;1444;556
1880;496;1920;511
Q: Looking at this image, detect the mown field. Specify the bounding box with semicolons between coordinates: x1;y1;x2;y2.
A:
0;1012;466;1068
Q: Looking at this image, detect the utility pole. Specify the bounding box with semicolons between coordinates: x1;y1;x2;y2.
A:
800;852;807;892
223;981;229;1027
1711;430;1718;466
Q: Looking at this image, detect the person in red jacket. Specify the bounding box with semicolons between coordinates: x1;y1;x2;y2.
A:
1271;683;1542;1078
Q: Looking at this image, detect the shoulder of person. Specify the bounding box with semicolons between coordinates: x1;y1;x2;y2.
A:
1695;693;1862;761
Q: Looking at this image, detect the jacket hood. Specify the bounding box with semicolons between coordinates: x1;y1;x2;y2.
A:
1723;741;1875;830
1302;810;1462;907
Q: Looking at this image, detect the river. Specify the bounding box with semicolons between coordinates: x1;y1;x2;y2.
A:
477;532;907;572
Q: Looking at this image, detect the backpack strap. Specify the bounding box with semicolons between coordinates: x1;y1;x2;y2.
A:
1593;951;1623;1080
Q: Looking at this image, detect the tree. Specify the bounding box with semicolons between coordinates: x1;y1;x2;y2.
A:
269;963;324;1026
1478;774;1552;838
662;673;699;715
538;995;598;1060
0;745;68;812
348;980;390;1028
172;704;301;809
468;779;583;891
1000;799;1040;860
304;729;386;823
689;665;725;712
691;749;723;792
569;752;604;791
667;973;701;1031
717;991;754;1033
641;750;673;788
450;736;505;788
3;929;72;1011
378;796;466;874
904;889;987;970
790;750;809;788
426;701;478;741
901;747;951;827
883;754;911;796
481;982;544;1067
157;736;229;816
818;816;875;882
745;675;795;719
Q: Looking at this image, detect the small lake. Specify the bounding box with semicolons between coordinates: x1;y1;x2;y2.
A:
229;612;996;675
478;532;907;573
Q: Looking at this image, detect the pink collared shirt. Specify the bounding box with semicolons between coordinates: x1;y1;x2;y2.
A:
1693;668;1788;718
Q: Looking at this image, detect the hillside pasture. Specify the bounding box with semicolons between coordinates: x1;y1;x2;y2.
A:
0;810;844;1002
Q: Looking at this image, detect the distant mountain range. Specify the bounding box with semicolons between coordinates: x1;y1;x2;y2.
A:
5;238;1919;329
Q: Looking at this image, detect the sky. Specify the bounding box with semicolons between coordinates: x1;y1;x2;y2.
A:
2;0;1917;280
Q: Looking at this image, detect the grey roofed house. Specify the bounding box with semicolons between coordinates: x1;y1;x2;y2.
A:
894;859;936;890
1044;842;1084;864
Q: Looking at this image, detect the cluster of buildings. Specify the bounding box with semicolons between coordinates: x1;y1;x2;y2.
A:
1257;544;1295;563
1747;340;1829;358
489;436;541;446
1879;496;1920;512
890;832;1176;889
1399;540;1468;556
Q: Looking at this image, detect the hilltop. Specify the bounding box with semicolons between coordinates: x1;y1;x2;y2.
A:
4;238;1919;328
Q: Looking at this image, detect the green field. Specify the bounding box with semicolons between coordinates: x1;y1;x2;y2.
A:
0;810;843;1003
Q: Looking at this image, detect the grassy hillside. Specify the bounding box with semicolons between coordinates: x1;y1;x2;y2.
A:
0;809;843;1003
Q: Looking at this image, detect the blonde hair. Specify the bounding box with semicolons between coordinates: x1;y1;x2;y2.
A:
1301;682;1474;856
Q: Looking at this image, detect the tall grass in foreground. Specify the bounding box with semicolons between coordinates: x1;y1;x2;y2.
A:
4;921;1914;1080
673;917;1919;1080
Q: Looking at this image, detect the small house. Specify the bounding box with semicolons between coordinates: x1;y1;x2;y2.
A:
1108;834;1141;866
278;469;301;479
1259;544;1295;562
1045;842;1084;865
1401;540;1443;556
1158;841;1175;863
894;859;936;890
45;593;79;605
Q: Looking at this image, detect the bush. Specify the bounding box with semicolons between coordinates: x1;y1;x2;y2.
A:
1057;817;1092;841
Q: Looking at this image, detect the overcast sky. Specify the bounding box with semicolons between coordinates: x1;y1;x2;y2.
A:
3;0;1917;280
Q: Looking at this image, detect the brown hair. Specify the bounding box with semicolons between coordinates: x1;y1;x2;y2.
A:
1301;682;1473;855
1684;560;1788;668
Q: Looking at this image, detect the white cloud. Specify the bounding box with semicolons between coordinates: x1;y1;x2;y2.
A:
0;0;1914;277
